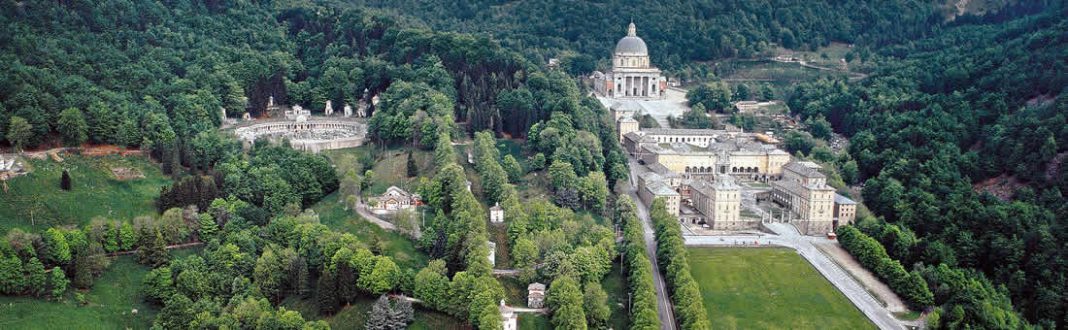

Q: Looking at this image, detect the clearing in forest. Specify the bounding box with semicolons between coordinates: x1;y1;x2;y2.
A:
0;154;170;232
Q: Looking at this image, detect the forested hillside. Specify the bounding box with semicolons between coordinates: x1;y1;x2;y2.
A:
349;0;948;69
0;0;560;153
791;5;1068;327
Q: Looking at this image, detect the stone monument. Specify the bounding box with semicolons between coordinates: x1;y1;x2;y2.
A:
343;104;353;117
324;100;334;116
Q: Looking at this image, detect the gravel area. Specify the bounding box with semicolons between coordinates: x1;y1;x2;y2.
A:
814;241;910;313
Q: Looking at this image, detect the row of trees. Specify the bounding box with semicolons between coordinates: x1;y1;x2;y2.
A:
614;196;662;329
835;226;933;309
649;199;711;329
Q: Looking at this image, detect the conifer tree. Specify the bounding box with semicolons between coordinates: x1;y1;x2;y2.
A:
406;151;418;177
60;170;72;191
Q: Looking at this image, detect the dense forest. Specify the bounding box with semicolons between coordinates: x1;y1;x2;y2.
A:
791;6;1068;328
350;0;952;71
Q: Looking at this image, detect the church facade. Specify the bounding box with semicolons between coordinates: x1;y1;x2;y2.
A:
593;23;666;99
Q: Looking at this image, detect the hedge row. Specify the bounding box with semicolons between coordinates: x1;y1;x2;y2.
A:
836;225;934;309
616;197;661;330
649;199;711;330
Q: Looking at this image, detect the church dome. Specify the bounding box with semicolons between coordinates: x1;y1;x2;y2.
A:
615;36;648;55
614;23;648;55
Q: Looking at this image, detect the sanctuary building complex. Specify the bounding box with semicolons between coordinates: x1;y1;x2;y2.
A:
596;23;856;236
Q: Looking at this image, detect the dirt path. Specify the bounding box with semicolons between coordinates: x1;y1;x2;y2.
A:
814;242;909;313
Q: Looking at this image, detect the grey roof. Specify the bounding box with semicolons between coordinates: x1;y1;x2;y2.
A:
528;283;546;291
772;177;834;197
619;116;638;123
642;128;729;136
646;182;680;196
834;194;857;205
615;36;648;55
784;161;826;179
713;175;740;190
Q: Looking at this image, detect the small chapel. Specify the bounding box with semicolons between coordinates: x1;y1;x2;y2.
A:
593;23;666;99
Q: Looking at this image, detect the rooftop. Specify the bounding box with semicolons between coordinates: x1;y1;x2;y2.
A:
784;161;826;179
646;182;680;196
835;193;857;205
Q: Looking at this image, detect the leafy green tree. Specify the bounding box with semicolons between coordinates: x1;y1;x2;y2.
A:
502;155;523;182
0;254;24;295
477;303;503;330
525;154;545;172
806;115;833;140
118;222;136;251
198;213;219;241
584;282;611;328
24;257;47;297
142;267;176;305
7;116;33;151
366;256;400;295
734;83;751;101
760;84;775;101
547;276;586;330
138;229;170;267
413;260;450;310
57;108;89;146
50;267;69;299
43;228;72;265
686;82;732;112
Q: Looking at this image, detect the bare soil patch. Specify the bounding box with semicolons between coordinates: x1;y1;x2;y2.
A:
111;167;145;180
972;174;1024;201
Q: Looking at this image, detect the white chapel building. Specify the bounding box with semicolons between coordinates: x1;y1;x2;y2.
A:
593;23;666;99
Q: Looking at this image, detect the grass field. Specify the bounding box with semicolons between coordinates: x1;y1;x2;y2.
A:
310;192;428;270
0;154;170;233
687;248;874;330
518;314;551;329
284;294;464;330
602;262;630;330
0;248;201;329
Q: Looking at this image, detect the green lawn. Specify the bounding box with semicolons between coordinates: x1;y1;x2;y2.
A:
602;262;630;330
284;295;464;330
518;314;551;329
687;248;874;330
0;154;170;233
0;248;203;329
311;193;428;270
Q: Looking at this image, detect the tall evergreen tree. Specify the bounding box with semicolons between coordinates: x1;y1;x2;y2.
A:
60;170;72;191
406;151;418;177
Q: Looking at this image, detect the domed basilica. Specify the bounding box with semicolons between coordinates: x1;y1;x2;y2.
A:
593;23;666;99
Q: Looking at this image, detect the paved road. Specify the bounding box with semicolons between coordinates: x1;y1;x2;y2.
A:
685;222;903;330
627;159;678;330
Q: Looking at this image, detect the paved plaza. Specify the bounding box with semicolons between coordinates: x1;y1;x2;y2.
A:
598;87;690;128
